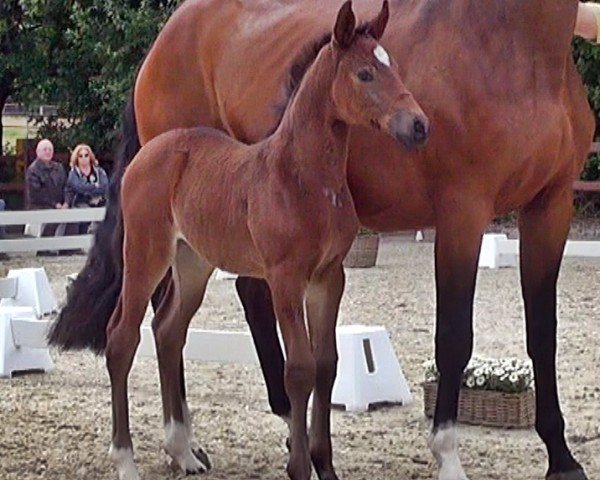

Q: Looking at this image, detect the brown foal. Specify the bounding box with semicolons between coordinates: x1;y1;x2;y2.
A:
104;2;427;480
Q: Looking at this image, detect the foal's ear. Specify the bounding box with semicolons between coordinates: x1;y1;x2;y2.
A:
366;0;389;40
333;0;356;49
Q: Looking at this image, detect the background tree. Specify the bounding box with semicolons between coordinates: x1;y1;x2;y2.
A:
35;0;181;161
573;36;600;180
2;0;180;159
0;0;71;155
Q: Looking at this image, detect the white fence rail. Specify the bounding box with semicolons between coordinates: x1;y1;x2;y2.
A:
0;208;106;253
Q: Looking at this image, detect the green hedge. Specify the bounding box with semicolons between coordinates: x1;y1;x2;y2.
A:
573;35;600;180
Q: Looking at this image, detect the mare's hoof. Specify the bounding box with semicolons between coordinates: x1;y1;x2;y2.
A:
547;470;587;480
317;471;340;480
191;445;212;472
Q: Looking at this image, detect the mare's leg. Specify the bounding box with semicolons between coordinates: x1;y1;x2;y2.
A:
306;262;345;480
519;184;587;480
152;241;214;474
105;233;174;480
268;269;315;480
235;277;291;420
429;195;491;480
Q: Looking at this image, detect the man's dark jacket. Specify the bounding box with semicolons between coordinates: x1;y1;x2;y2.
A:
25;159;66;209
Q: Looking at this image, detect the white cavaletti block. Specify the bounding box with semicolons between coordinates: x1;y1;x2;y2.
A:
331;325;412;412
215;269;237;280
478;234;519;269
0;268;58;317
0;306;54;378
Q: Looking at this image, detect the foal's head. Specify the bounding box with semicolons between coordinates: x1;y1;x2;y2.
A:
330;1;429;149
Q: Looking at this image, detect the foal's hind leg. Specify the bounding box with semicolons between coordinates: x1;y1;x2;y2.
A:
106;237;174;480
152;241;214;474
519;184;587;480
306;262;345;480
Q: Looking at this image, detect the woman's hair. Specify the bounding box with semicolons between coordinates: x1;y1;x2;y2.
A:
70;144;98;168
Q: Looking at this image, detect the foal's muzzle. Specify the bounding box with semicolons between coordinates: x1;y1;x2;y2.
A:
388;111;430;150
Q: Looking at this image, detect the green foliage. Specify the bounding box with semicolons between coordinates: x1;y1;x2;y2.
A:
573;11;600;181
0;0;68;154
34;0;181;158
3;0;181;158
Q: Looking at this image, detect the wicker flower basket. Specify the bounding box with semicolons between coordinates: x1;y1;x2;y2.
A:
343;234;379;268
423;381;535;429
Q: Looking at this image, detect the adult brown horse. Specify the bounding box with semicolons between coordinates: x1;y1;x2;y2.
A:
50;1;594;479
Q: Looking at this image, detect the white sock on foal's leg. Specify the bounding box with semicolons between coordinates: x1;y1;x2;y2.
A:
429;423;469;480
108;445;140;480
164;419;210;474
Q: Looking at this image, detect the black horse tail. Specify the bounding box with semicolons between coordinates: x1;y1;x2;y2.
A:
47;93;140;354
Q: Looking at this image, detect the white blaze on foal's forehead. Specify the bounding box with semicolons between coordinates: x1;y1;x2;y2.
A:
373;44;390;67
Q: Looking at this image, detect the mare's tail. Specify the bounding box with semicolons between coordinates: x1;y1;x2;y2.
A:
47;94;140;354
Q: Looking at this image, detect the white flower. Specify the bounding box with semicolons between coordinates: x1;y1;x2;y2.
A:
475;376;486;387
466;377;476;388
509;373;519;383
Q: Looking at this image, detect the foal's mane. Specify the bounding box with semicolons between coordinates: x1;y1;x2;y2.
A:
272;22;372;126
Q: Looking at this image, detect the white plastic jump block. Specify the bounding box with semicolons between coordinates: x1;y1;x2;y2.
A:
215;269;238;281
0;268;58;318
478;234;519;269
331;325;412;412
137;326;259;364
479;233;600;269
0;306;54;378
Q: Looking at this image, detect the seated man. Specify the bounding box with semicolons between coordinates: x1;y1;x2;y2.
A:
25;139;75;256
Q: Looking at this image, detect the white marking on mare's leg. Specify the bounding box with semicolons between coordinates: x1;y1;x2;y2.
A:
428;423;469;480
164;419;209;474
108;445;140;480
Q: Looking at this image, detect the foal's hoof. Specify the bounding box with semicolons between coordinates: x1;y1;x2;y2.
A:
547;470;588;480
191;443;212;472
168;447;211;475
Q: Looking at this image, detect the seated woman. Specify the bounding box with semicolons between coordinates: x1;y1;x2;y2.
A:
64;144;109;234
576;1;600;43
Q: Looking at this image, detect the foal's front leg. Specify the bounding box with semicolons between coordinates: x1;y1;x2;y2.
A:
305;262;345;480
268;270;315;480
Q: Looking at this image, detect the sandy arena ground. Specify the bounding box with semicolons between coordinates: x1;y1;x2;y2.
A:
1;235;599;480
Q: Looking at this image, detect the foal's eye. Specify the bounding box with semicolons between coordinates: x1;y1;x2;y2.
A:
357;69;374;82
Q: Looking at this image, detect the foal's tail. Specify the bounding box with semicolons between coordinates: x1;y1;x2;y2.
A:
47;94;140;354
